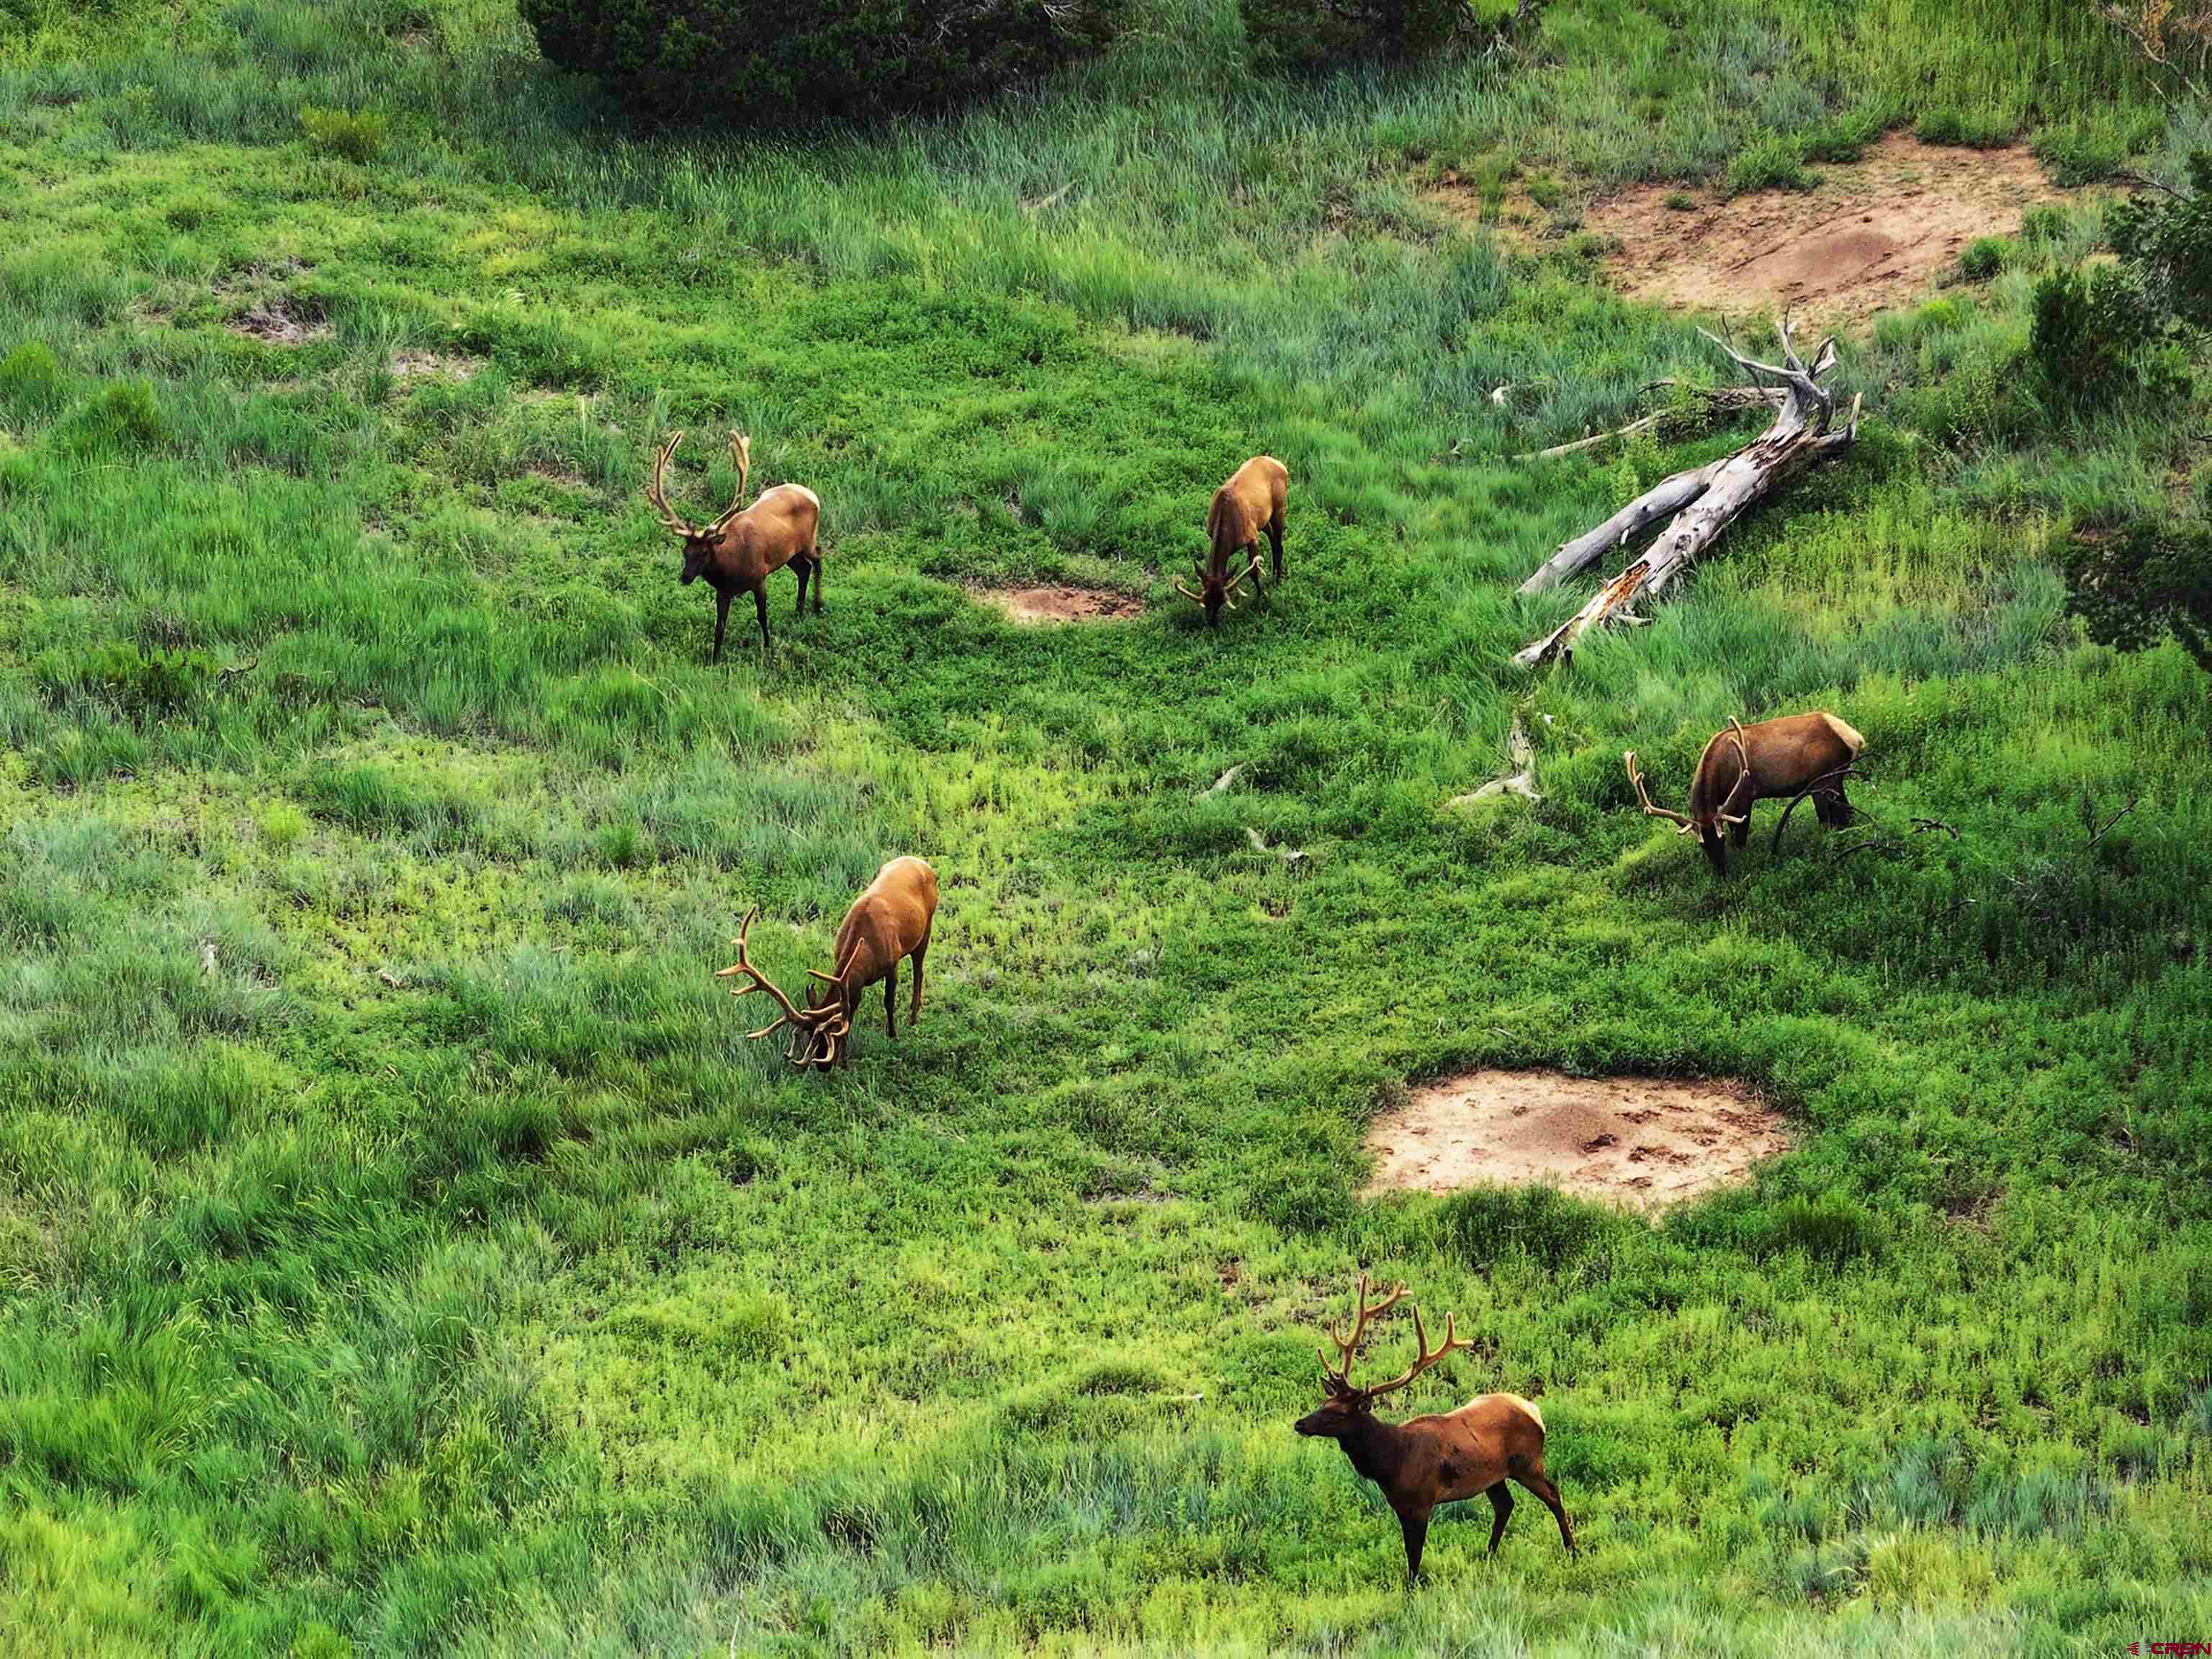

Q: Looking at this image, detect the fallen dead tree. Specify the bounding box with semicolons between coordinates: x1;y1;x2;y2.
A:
1514;319;1861;668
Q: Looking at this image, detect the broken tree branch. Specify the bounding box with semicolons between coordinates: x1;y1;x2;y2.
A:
1515;317;1861;667
1449;712;1542;804
1513;385;1785;464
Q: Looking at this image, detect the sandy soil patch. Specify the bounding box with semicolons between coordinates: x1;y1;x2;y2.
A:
1364;1069;1787;1211
227;301;329;345
1578;135;2066;331
976;585;1143;624
393;349;484;383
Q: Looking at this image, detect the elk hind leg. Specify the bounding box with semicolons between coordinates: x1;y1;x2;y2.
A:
1510;1461;1575;1555
752;587;771;655
907;939;926;1025
791;557;810;616
711;590;732;664
809;533;823;613
1269;515;1284;581
884;962;898;1040
1485;1482;1514;1557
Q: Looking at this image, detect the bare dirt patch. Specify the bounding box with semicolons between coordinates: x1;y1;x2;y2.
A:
1580;135;2067;332
1364;1070;1787;1212
393;349;484;384
975;585;1143;625
227;301;329;345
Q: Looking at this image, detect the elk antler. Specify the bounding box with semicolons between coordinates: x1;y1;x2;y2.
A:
709;431;753;534
713;907;809;1040
1317;1272;1407;1392
1624;750;1696;835
1713;718;1756;826
647;432;702;537
1357;1303;1475;1402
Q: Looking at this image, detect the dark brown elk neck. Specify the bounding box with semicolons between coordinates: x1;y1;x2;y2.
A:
1336;1411;1419;1493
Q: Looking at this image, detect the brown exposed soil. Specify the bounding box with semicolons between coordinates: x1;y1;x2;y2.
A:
227;301;329;345
975;585;1143;624
1581;135;2068;331
393;349;484;383
1363;1069;1788;1212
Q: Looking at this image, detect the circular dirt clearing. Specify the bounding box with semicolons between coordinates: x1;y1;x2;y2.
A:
976;585;1143;625
1364;1070;1786;1212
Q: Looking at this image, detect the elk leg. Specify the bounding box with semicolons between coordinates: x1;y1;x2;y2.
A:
1269;517;1284;582
711;590;732;664
1732;814;1750;849
792;557;810;616
754;587;771;655
1395;1504;1430;1583
908;940;926;1025
810;542;823;613
1249;549;1270;605
884;961;898;1040
1513;1467;1576;1555
1485;1483;1514;1556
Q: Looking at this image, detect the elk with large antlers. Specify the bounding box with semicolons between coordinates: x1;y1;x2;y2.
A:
714;857;938;1069
1624;710;1865;876
1176;456;1288;626
1295;1274;1573;1581
647;430;822;662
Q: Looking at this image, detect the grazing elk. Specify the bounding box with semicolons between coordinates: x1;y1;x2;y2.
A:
1295;1275;1574;1581
647;430;822;662
1625;710;1866;876
1175;455;1288;626
714;856;938;1069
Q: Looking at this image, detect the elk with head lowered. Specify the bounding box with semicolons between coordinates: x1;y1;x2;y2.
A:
1294;1275;1574;1581
647;430;822;662
714;857;938;1069
1176;455;1288;626
1625;710;1865;876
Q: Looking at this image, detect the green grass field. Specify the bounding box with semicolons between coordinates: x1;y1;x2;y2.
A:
1;0;2210;1651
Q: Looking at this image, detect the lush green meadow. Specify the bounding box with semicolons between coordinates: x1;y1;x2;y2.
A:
2;0;2210;1651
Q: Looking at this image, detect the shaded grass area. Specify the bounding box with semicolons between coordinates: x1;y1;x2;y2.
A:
1;0;2210;1653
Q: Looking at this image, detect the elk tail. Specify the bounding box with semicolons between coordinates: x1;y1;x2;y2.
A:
1511;1394;1545;1431
1821;713;1866;755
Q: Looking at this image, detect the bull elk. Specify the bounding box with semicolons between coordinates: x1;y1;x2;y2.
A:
714;857;938;1069
1175;455;1288;626
1625;710;1866;876
1295;1275;1574;1581
647;430;822;662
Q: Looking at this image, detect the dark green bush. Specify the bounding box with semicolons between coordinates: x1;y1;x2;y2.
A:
2064;517;2212;670
2028;266;2179;410
1957;236;2007;281
2108;151;2212;330
1239;0;1472;73
521;0;1130;122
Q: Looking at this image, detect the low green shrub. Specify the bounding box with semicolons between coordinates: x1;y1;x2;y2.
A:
1958;237;2008;280
298;104;387;162
1725;134;1816;197
1915;106;2015;148
1240;0;1473;73
521;0;1130;121
0;341;64;419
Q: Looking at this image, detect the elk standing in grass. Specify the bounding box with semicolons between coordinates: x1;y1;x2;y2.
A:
647;430;822;662
714;857;938;1069
1625;711;1865;876
1295;1275;1574;1581
1176;455;1288;626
